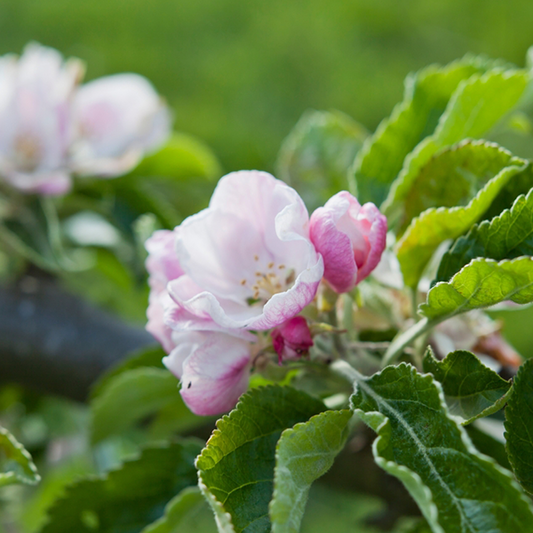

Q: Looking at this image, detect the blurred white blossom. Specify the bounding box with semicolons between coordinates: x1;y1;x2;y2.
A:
0;43;82;194
71;73;171;177
0;43;171;195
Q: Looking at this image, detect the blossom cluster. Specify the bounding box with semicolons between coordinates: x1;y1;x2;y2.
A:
0;43;170;195
145;170;387;415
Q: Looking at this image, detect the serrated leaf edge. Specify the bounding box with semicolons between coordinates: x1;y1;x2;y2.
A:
383;67;529;213
420;256;533;321
352;363;533;533
423;348;512;426
269;409;353;533
0;427;40;487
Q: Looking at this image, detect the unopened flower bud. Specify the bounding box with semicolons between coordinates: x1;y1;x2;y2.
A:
271;316;313;363
310;191;387;293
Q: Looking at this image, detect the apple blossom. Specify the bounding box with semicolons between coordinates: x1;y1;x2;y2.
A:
163;330;253;416
71;73;171;177
0;43;83;195
271;316;313;363
310;191;387;293
166;170;324;332
145;229;184;354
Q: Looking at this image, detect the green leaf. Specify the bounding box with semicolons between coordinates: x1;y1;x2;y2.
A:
396;141;527;287
41;440;202;533
352;55;502;206
384;68;529;216
300;484;384;533
0;426;40;487
277;109;367;211
141;487;217;533
466;424;511;470
270;409;352;533
420;256;533;323
132;133;221;182
399;141;525;231
437;187;533;283
504;358;533;494
392;518;432;533
90;345;165;400
196;386;325;533
422;348;511;424
91;367;202;444
61;248;149;323
351;363;533;533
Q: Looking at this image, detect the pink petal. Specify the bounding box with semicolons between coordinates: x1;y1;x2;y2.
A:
355;202;388;283
145;229;183;288
163;331;252;416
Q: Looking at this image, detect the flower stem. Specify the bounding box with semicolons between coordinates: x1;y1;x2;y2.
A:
381;317;433;367
330;359;366;387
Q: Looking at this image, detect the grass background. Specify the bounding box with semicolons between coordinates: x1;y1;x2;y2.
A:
2;0;533;173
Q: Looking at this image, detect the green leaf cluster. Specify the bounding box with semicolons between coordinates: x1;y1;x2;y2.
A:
41;440;202;533
350;363;533;533
0;425;39;488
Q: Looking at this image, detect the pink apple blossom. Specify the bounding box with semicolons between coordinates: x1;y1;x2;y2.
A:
145;229;184;354
71;73;171;177
0;43;83;195
310;191;387;293
163;330;252;416
166;170;324;332
271;316;313;363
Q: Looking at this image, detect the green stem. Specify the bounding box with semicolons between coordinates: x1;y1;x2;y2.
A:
381;317;433;367
330;359;366;387
0;224;59;272
327;308;346;358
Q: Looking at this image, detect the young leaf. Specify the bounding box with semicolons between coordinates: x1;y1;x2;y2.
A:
352;55;502;206
91;367;201;444
437;188;533;282
396;141;527;287
505;358;533;494
384;68;529;216
90;345;165;400
277;109;367;212
420;256;533;322
422;348;511;424
351;363;533;533
41;440;202;533
196;386;325;533
270;409;352;533
132;132;221;182
0;426;40;487
141;486;217;533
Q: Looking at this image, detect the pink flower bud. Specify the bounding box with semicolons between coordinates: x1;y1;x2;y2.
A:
271;316;313;363
310;191;387;293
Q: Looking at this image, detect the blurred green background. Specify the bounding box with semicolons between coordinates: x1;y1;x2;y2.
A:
2;0;532;173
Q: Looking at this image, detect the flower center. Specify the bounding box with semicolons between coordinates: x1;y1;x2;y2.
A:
13;134;42;172
241;256;295;305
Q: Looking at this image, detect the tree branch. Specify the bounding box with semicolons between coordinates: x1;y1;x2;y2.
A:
0;274;154;401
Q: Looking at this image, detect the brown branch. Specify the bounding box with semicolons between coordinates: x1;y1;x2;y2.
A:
0;273;155;401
